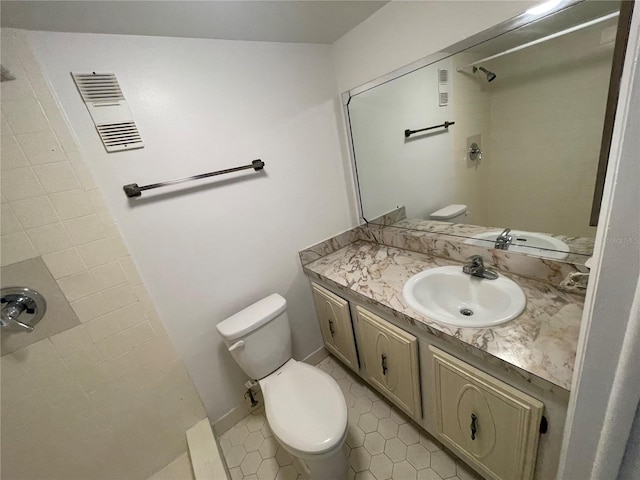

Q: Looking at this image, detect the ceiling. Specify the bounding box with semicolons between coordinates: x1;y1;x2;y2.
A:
0;1;389;45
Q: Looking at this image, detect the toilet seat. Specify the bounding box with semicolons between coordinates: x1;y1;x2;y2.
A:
259;359;348;457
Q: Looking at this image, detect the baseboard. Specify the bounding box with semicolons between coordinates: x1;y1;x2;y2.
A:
212;403;251;436
303;346;329;366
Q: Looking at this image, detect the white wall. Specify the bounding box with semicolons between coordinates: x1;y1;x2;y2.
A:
30;31;354;421
331;0;537;93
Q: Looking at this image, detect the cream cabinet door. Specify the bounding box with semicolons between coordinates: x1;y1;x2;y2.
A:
430;346;544;480
355;306;421;418
311;283;358;371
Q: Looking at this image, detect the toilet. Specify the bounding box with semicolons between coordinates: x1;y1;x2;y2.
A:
216;294;348;480
429;203;468;223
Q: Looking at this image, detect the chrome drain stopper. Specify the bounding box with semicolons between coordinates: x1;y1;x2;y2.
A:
460;308;474;317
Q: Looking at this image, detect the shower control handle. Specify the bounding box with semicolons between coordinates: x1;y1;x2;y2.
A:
469;143;483;161
0;287;46;333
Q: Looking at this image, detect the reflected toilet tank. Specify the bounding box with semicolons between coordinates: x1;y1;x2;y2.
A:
429;204;468;223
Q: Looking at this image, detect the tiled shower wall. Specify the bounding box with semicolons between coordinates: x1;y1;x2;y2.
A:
0;28;206;479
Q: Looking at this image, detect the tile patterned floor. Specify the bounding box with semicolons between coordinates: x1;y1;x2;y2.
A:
219;356;482;480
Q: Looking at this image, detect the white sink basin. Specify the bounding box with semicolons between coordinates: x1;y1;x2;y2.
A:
403;266;526;328
465;230;569;260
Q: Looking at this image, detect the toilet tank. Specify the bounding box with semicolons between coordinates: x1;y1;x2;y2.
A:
216;294;292;380
429;204;467;223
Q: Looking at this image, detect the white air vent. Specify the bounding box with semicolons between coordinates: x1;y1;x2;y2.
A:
438;69;449;84
72;72;143;153
438;69;449;107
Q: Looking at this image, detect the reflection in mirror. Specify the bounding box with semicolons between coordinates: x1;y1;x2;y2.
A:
347;0;624;260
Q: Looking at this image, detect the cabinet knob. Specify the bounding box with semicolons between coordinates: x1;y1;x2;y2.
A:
328;319;335;337
470;413;478;440
381;354;388;376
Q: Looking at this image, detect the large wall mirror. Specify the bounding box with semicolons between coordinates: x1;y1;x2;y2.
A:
346;0;631;261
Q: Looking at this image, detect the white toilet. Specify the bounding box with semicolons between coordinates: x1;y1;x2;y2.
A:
429;203;468;223
216;294;348;480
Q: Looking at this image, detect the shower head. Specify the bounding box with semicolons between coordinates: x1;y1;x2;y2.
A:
473;66;496;83
1;65;16;82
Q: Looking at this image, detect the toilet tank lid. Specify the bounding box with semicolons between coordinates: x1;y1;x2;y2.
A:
216;294;287;342
431;204;467;220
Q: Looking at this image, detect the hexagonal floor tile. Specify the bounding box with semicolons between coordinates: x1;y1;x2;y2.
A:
347;425;366;448
247;413;266;432
389;408;409;425
355;471;377;480
419;432;442;452
392;460;417;480
364;432;385;455
378;417;399;440
351;383;368;398
245;431;265;452
240;451;262;476
407;443;431;470
275;465;298;480
344;391;356;408
331;365;347;380
369;454;393;480
371;400;391;419
350;447;372;472
261;422;273;439
365;387;383;402
225;444;247;468
417;467;444;480
385;438;407;463
256;457;279;480
230;424;250;446
275;446;293;467
398;422;420;445
355;396;373;414
358;413;379;433
259;436;279;459
228;466;243;480
430;450;456;479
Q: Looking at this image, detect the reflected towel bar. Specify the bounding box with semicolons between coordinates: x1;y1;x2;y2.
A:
405;121;455;138
123;159;265;198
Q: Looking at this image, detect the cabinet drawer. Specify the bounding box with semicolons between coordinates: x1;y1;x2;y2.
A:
311;283;358;371
430;346;543;480
356;306;421;417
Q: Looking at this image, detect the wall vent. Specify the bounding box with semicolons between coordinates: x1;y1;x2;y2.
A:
438;69;449;107
438;69;449;84
72;72;144;153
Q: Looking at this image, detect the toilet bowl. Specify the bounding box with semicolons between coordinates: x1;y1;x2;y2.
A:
216;294;348;480
429;203;468;223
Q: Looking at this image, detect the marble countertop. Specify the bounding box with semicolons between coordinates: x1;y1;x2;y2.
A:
304;240;583;391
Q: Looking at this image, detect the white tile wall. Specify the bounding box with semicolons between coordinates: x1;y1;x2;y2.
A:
1;28;206;479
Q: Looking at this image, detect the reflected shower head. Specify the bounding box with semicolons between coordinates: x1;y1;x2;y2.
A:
473;66;496;83
0;65;16;82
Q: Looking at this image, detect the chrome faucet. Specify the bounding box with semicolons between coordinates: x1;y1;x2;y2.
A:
462;255;498;280
495;228;512;250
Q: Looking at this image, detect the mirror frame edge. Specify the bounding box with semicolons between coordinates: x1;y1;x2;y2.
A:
589;0;635;226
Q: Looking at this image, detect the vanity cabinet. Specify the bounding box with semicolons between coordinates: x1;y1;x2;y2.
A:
429;346;544;480
355;306;422;418
310;283;359;371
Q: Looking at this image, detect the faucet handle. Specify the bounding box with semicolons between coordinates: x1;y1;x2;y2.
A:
466;255;484;266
